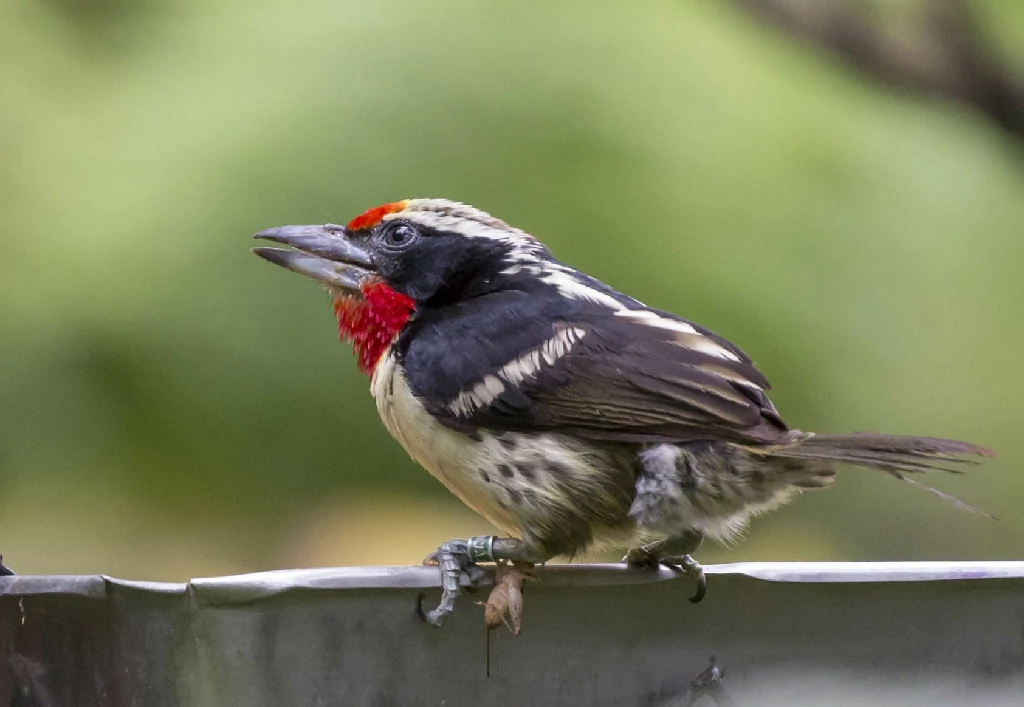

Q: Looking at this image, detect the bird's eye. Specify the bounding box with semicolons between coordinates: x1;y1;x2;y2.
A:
380;223;418;250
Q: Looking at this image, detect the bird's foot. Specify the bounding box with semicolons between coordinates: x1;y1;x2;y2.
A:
419;536;548;628
418;536;496;626
624;539;706;603
623;543;661;569
662;554;707;604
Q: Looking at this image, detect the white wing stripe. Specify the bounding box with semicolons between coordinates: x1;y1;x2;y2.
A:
615;308;696;334
539;270;632;309
614;309;741;361
446;325;586;417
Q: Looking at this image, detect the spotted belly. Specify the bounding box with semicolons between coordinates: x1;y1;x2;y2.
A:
370;351;638;556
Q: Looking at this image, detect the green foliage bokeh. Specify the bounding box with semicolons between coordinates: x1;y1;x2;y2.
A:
1;0;1021;579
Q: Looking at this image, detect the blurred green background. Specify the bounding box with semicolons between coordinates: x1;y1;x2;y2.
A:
2;0;1021;581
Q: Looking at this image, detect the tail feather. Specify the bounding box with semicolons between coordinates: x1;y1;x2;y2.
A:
755;432;997;519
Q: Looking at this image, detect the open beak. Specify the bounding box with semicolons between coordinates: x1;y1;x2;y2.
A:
252;224;375;291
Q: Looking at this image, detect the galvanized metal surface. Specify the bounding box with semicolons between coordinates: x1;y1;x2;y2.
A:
2;562;1023;706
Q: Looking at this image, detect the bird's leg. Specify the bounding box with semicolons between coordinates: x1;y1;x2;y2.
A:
419;536;547;627
624;530;706;603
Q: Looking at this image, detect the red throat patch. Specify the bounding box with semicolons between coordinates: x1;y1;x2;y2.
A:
347;201;408;231
333;281;415;375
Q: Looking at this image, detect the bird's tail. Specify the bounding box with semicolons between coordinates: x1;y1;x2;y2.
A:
753;432;997;517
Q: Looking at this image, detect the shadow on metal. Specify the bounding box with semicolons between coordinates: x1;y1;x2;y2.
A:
2;562;1023;706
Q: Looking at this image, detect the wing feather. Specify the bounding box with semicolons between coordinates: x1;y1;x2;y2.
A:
401;288;788;445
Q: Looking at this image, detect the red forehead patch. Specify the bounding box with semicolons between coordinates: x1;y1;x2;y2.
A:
347;201;408;231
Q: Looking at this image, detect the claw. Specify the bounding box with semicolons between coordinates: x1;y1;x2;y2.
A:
418;539;474;627
664;554;707;603
416;593;453;626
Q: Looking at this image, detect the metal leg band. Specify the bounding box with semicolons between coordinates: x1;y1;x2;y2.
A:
466;535;496;563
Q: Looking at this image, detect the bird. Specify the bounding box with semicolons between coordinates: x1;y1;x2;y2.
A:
252;198;994;626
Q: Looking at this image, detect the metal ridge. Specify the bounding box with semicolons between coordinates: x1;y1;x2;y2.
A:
1;561;1021;601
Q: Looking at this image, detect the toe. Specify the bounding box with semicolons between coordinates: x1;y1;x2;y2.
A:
416;594;451;626
623;547;658;569
465;564;492;588
688;573;707;603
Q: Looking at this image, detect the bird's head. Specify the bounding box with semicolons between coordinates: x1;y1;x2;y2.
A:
253;199;550;375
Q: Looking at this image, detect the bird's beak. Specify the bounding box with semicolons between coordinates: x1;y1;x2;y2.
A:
252;224;375;292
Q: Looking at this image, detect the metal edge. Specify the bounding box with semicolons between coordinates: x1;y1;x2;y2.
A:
0;575;109;598
706;560;1024;582
3;562;1022;604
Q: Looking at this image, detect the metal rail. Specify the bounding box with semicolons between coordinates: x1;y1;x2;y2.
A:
2;562;1023;706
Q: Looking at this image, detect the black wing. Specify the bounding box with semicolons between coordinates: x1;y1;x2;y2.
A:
398;288;789;445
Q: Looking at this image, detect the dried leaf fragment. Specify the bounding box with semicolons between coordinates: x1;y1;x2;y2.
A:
480;560;534;635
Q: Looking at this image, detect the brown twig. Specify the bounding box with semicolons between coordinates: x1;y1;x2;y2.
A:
728;0;1024;141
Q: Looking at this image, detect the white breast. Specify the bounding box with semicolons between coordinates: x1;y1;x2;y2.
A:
371;350;521;534
369;350;639;552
